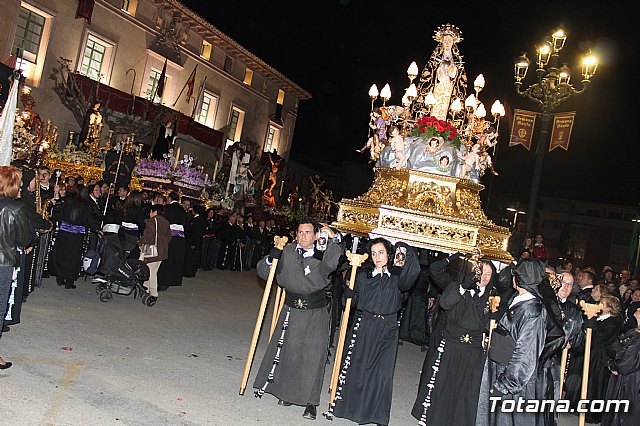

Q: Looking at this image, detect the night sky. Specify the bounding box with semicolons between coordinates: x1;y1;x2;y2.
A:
183;0;637;211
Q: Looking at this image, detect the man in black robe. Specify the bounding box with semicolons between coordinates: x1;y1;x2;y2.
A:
21;166;54;298
216;212;242;271
253;219;342;420
476;259;548;426
183;204;206;277
157;192;188;290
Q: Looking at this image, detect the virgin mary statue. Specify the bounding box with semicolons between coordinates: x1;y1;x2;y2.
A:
412;24;467;120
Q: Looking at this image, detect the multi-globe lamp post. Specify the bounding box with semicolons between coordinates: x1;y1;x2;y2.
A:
513;29;598;234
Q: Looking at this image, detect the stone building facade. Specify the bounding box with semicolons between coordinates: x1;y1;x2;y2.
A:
0;0;310;164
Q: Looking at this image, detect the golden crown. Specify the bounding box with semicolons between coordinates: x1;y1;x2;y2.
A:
433;23;463;43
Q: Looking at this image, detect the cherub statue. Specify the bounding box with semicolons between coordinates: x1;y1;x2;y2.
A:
388;126;407;169
478;145;498;176
423;136;442;156
460;143;480;179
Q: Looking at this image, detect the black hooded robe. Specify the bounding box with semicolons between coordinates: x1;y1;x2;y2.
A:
329;242;420;425
601;329;640;426
157;202;188;289
412;271;494;426
252;240;342;406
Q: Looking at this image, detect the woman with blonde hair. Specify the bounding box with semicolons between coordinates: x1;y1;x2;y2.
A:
591;283;610;302
0;166;39;369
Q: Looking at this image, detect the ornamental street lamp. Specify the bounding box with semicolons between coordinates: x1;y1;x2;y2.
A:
514;29;598;235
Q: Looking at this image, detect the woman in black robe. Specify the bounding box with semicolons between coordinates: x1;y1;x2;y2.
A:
183;205;206;277
51;187;96;289
602;307;640;426
121;191;146;259
412;259;496;426
569;294;622;423
327;238;419;425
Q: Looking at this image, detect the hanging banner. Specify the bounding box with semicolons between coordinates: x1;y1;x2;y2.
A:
549;111;575;152
509;109;537;150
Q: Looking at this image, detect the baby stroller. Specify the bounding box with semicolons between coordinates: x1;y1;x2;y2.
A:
93;233;155;306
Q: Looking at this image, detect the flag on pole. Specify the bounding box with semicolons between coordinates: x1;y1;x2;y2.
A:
75;0;96;24
192;76;207;119
171;65;197;107
155;59;168;100
185;66;197;101
549;112;576;152
0;72;21;166
509;109;537;150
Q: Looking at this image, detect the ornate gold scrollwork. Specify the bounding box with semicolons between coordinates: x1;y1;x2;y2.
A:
381;215;475;245
406;180;455;216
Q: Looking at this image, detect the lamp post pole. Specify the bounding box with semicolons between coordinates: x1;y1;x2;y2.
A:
525;113;552;234
513;29;598;236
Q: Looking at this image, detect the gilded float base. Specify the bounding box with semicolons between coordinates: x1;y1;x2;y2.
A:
332;168;512;262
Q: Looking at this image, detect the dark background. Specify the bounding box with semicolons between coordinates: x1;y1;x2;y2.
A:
183;0;638;212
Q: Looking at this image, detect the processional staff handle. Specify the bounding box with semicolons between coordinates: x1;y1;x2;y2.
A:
578;301;603;426
328;251;368;403
486;295;501;350
239;235;288;395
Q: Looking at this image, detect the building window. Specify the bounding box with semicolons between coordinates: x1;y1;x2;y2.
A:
200;40;212;60
264;124;281;153
122;0;138;15
195;92;218;128
80;38;106;81
146;69;167;101
14;6;45;63
567;224;589;261
227;106;245;143
223;55;233;73
277;89;285;105
78;33;116;83
243;68;253;85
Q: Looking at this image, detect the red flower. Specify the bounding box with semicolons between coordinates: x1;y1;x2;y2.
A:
436;125;444;132
448;133;455;141
451;128;458;137
420;126;426;132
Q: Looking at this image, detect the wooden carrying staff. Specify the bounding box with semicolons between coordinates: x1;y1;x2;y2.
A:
558;346;569;398
578;300;603;426
328;251;368;402
269;287;287;339
486;295;501;349
239;235;288;395
270;286;283;339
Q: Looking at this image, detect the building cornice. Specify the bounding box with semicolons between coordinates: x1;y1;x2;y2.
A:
96;0;273;104
159;0;311;101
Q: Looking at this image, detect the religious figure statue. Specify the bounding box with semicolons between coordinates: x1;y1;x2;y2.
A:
412;24;467;120
262;153;280;207
78;100;102;150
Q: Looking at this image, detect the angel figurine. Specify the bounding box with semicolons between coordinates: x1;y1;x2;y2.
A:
388;126;407;169
459;143;480;179
357;108;388;161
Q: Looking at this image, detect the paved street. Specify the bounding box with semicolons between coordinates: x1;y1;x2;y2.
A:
0;270;584;426
0;270;426;426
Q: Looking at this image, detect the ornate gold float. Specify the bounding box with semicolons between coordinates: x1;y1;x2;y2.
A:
333;167;512;262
